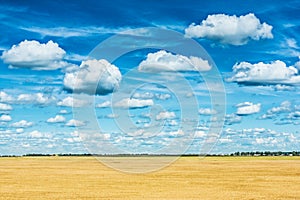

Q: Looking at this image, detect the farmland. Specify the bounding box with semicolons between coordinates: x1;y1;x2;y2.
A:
0;156;299;199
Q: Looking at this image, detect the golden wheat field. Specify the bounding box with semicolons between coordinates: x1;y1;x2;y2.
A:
0;156;300;200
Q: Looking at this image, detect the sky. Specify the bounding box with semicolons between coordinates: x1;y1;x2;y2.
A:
0;0;300;155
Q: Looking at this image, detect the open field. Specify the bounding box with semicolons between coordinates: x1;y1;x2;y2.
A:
0;156;300;200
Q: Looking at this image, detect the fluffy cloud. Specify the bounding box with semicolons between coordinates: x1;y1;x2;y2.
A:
185;13;273;45
46;115;66;123
0;115;12;121
288;111;300;119
63;59;122;95
57;97;89;107
259;101;300;123
0;103;12;111
29;130;43;138
138;50;211;73
114;98;154;109
11;120;33;128
65;119;85;127
0;91;14;103
198;108;217;115
1;40;68;70
228;60;300;85
156;111;176;120
236;102;261;115
17;93;55;105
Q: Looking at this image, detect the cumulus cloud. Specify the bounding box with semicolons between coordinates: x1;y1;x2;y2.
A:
46;115;66;123
156;111;176;120
0;103;12;111
29;130;43;138
63;59;122;95
198;108;217;115
114;98;154;109
0;91;14;103
0;115;12;121
236;102;261;115
138;50;211;73
17;93;55;105
259;101;300;124
57;97;89;107
1;40;68;70
288;111;300;119
185;13;273;45
11;120;33;128
228;60;300;85
65;119;85;127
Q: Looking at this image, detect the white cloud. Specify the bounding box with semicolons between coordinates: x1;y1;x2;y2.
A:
225;114;242;125
168;120;178;126
194;130;207;138
16;128;24;133
29;130;43;138
228;60;300;85
132;92;154;99
288;111;300;119
138;50;211;73
47;115;66;123
57;97;89;107
198;108;217;115
255;137;278;145
236;102;261;115
65;119;85;127
114;98;154;109
11;120;33;128
155;93;171;100
63;59;122;95
185;13;273;45
59;109;69;114
156;111;176;120
274;84;293;91
259;101;291;120
286;38;299;49
0;115;12;121
168;129;184;136
0;91;14;103
17;93;54;105
219;138;232;143
20;26;138;38
106;113;119;119
132;92;171;100
0;103;12;111
1;40;68;70
96;101;111;108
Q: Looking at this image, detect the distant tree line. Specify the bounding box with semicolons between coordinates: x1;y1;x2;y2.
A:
228;151;300;156
0;151;300;157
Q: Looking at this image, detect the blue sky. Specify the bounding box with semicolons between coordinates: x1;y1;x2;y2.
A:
0;0;300;155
